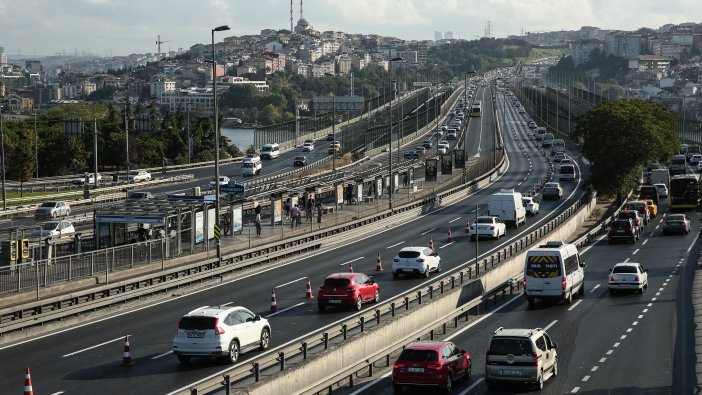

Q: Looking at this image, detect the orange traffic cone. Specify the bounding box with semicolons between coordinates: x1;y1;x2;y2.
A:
270;289;278;312
375;254;384;271
348;262;354;272
121;336;133;366
23;367;33;395
429;237;434;250
447;227;453;242
305;279;315;299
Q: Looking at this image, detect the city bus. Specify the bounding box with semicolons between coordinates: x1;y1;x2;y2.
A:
669;174;700;210
470;101;481;117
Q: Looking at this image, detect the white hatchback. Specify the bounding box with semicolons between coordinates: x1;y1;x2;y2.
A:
392;247;441;279
466;216;506;240
608;262;648;294
654;183;668;198
173;306;271;364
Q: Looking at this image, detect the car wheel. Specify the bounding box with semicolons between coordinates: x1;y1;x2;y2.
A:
443;373;453;393
373;290;380;303
436;262;441;273
392;272;399;279
393;383;403;393
535;371;544;390
177;355;191;364
52;212;57;218
565;290;573;304
228;340;240;364
354;296;363;311
318;304;325;312
639;286;645;294
578;283;585;296
552;357;558;376
259;328;270;351
609;288;614;295
527;296;535;306
423;268;430;278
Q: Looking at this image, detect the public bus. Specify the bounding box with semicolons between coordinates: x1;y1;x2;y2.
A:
669;174;700;210
470;101;481;117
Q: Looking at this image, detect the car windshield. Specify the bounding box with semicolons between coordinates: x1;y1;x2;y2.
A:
398;349;439;362
545;183;558;188
41;222;59;230
561;166;574;174
261;146;273;152
476;217;493;224
40;202;57;208
667;215;685;222
128;193;146;199
612;265;637;274
612;220;631;228
626;203;645;212
178;316;216;331
295;157;305;161
243;163;254;168
398;250;421;259
489;338;533;355
323;278;351;287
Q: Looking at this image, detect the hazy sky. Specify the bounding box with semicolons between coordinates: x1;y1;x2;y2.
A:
1;0;700;57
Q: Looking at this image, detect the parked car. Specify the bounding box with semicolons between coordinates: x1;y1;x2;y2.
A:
317;272;379;312
30;220;75;239
608;262;648;294
521;196;540;215
392;341;471;393
128;170;152;182
209;176;231;188
654;183;668;198
485;327;558;390
392;246;441;279
608;218;638;244
541;182;563;199
302;141;314;152
34;201;70;219
466;216;507;240
663;214;691;235
126;191;154;201
172;306;270;364
293;156;308;167
71;172;102;185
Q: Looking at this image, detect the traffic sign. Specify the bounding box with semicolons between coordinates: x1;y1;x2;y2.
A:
221;182;245;193
214;224;221;240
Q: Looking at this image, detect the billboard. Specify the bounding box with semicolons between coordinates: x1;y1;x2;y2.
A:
425;158;438;181
441;154;453;175
232;205;243;234
454;149;465;168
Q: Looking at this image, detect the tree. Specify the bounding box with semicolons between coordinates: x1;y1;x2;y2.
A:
8;132;37;193
575;98;679;199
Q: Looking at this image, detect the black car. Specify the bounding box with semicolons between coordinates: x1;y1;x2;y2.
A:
293;156;308;167
326;134;335;141
608;219;638;244
638;185;659;204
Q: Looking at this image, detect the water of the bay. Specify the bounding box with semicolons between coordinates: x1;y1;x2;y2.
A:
221;127;255;151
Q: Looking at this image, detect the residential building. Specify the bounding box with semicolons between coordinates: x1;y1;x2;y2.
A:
570;39;603;66
337;55;352;75
216;76;269;93
444;31;454;40
629;55;672;71
150;75;176;98
605;32;641;58
434;31;443;41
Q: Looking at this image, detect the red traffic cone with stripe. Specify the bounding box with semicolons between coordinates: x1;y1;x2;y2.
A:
23;367;33;395
121;336;133;366
270;289;278;312
375;254;384;271
348;262;354;272
429;237;434;250
447;227;453;242
305;279;315;299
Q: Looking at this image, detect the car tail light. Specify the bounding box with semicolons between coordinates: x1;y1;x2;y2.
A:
561;277;567;291
346;287;355;294
523;279;527;288
417;258;425;262
214;319;225;335
393;258;399;262
531;352;539;366
608;274;614;281
427;363;442;371
394;362;406;369
634;275;640;281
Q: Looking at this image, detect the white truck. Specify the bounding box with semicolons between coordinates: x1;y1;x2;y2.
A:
488;189;527;228
241;155;262;177
649;168;670;187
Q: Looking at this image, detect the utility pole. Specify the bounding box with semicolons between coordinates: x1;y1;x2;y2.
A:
124;102;130;183
93;119;98;187
34;111;39;178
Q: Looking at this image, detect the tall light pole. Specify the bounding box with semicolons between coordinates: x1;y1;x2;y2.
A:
388;57;403;211
212;24;231;262
324;73;337;171
34;110;39;178
0;102;6;210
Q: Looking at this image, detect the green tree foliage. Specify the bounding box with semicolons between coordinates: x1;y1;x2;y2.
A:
7;131;36;182
575;98;679;197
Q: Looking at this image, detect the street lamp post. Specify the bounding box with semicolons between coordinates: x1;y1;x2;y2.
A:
212;24;231;262
0;102;6;210
387;57;403;211
324;73;337;172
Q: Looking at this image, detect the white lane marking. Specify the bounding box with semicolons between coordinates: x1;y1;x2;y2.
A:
265;302;306;318
448;217;462;223
632;249;639;255
544;320;558;331
623;257;630;263
340;257;364;266
63;336;128;357
151;350;173;360
591;366;599;372
650;231;656;236
582;376;590;382
571;388;580;393
567;300;583;311
606;350;613;355
633;321;639;326
50;392;65;395
589;284;601;293
439;242;454;249
469;209;477;213
621;334;627;340
456;378;486;395
658;288;664;292
655;292;661;296
655;226;659;230
277;277;307;288
599;357;607;363
386;241;405;249
614;342;620;347
652;297;658;301
221;301;234;306
642;239;649;245
638;315;644;319
688;232;700;252
647;303;653;307
420;228;436;235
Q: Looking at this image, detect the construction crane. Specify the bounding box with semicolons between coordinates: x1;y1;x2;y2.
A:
156;34;171;61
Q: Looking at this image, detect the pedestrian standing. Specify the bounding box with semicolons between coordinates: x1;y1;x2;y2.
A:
284;199;290;220
317;202;323;223
306;198;313;222
296;204;302;227
290;205;300;228
254;211;262;237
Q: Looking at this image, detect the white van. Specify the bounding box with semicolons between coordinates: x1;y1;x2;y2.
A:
559;163;576;181
241;155;262;176
488;189;526;228
260;143;280;159
535;127;546;141
524;241;586;305
649;168;670;187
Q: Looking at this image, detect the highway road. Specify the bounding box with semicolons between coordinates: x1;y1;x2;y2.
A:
352;197;695;395
0;86;581;394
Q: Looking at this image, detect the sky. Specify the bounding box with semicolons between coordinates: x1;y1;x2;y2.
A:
1;0;701;57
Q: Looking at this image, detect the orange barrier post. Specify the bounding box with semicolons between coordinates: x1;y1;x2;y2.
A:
375;254;384;271
305;279;315;299
121;336;134;366
270;289;278;312
23;367;34;395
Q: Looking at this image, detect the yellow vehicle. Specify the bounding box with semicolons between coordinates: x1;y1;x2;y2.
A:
328;142;341;154
642;199;657;218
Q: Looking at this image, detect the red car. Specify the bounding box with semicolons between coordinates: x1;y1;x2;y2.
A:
392;341;471;393
317;272;379;312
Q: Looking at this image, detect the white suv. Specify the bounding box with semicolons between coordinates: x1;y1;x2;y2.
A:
485;327;558;390
172;306;271;364
392;247;441;279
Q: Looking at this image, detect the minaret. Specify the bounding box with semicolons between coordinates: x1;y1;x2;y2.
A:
290;0;293;32
300;0;303;20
